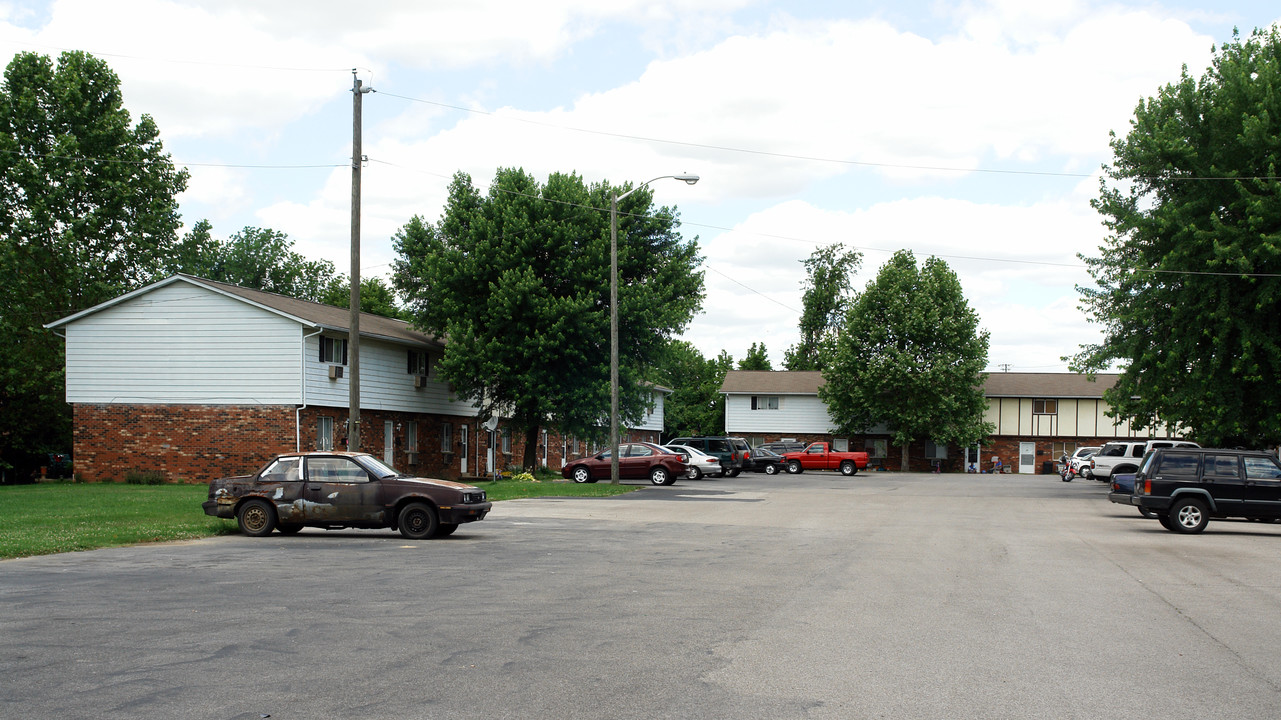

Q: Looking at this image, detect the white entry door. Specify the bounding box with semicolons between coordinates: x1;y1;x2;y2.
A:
460;426;469;474
486;430;496;474
1019;442;1036;474
383;421;394;466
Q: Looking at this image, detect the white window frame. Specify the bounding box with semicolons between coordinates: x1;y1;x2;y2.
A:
320;336;348;365
317;417;334;451
440;422;453;454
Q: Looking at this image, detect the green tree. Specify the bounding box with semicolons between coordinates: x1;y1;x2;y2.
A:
393;168;704;469
784;243;862;371
738;342;772;371
169;222;339;303
319;276;406;320
821;250;991;471
1070;27;1281;448
656;341;732;439
0;51;187;478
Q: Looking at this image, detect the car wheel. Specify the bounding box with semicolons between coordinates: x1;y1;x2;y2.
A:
787;460;803;474
1170;497;1210;534
237;499;277;537
727;469;741;477
1138;508;1156;519
764;463;779;476
650;467;670;486
437;523;459;537
398;502;440;539
1158;513;1177;531
277;522;303;534
689;466;702;480
571;466;592;484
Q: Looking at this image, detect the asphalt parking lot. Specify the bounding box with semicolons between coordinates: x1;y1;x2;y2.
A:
4;471;1281;719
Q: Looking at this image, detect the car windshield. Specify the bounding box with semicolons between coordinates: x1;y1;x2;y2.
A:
357;455;401;479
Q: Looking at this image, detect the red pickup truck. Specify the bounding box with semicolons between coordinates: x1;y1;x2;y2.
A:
782;442;870;476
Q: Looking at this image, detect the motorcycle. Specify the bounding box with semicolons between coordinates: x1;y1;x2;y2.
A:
1060;454;1075;482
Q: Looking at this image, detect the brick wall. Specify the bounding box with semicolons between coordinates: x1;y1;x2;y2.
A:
73;404;296;483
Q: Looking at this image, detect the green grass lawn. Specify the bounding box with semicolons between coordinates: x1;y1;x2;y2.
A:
0;479;638;560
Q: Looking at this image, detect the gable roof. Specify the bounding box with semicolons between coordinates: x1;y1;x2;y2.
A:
45;274;444;349
721;370;824;394
721;370;1119;399
982;372;1118;398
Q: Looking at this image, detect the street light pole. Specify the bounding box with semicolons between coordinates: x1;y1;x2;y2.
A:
610;174;699;484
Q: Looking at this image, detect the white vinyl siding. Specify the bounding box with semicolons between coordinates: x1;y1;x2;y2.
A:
63;283;302;404
303;335;474;415
632;390;666;432
725;393;833;434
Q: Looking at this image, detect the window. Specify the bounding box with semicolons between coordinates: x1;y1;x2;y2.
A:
751;395;780;410
866;439;887;459
628;444;653;457
407;350;429;376
320;336;348;365
1157;453;1199;475
405;421;418;452
1032;399;1058;415
834;438;849;452
1205;454;1240;478
1245;456;1281;480
307;456;368;483
440;422;453;453
502;427;512;454
1051;442;1078;460
261;457;301;483
924;442;948;460
317;417;334;451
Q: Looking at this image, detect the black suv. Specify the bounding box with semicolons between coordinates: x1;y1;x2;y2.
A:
1130;447;1281;533
668;436;752;477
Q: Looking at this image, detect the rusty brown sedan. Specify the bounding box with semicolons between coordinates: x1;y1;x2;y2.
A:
202;452;491;539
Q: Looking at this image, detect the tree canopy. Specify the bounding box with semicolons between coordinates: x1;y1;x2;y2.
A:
738;342;772;371
170;222;339;302
784;243;862;371
0;51;187;478
655;340;732;440
1070;27;1281;447
393;168;704;468
821;250;991;470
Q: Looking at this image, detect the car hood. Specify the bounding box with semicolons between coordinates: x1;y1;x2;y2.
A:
396;477;481;491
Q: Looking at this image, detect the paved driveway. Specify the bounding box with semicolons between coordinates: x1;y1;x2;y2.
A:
4;472;1281;719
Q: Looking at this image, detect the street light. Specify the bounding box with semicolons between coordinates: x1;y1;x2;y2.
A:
610;174;700;484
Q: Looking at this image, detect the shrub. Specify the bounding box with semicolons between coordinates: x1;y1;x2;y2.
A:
124;469;167;485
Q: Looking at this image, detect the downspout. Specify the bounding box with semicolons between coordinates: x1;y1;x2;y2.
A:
297;327;324;452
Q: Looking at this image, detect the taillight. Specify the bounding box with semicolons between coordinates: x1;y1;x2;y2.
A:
1143;479;1151;495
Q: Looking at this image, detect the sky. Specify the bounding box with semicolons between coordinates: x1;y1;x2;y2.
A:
3;0;1279;373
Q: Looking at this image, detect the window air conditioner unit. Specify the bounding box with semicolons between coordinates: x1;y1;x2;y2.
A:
414;374;427;388
328;365;343;380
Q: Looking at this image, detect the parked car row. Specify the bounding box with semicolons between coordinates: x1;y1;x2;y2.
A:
1106;445;1281;533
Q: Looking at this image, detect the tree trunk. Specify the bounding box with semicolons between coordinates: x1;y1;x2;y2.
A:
522;425;539;471
901;442;910;472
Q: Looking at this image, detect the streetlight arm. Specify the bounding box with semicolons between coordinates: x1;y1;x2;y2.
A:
614;174;700;203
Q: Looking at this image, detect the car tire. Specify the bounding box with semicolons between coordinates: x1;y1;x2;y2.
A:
571;466;592;484
689;466;702;480
398;502;440;539
1169;497;1210;534
437;523;459;537
237;499;277;537
839;461;857;476
764;463;779;476
787;460;803;474
727;469;741;478
650;467;670;485
277;522;303;535
1158;513;1177;531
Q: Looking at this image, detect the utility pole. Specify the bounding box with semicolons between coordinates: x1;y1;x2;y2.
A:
348;70;373;451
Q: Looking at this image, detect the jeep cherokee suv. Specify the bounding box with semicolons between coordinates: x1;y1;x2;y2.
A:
1130;447;1281;533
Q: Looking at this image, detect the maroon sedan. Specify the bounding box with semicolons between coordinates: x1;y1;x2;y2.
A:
562;442;689;485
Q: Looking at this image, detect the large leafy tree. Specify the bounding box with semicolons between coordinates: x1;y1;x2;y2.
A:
655;341;732;440
1071;27;1281;448
393;168;704;469
170;221;340;303
821;250;991;471
0;51;187;478
738;342;772;371
784;243;862;371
